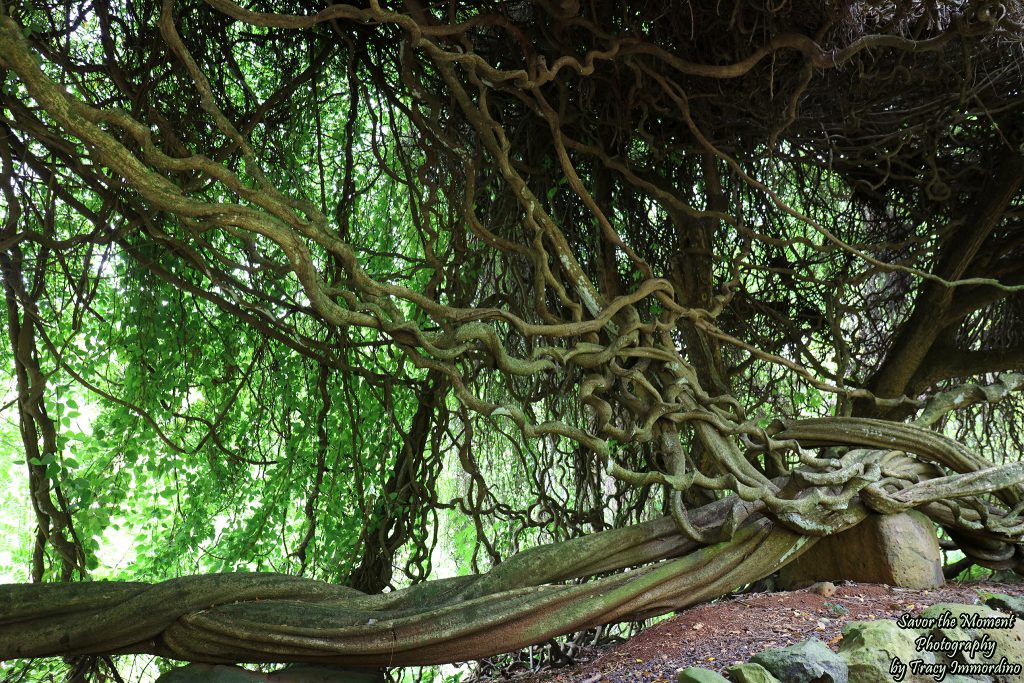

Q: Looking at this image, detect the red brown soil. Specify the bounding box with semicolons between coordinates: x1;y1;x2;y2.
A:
476;581;1024;683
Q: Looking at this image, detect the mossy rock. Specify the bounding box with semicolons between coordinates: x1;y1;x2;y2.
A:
725;662;781;683
677;667;729;682
919;603;1024;666
978;591;1024;620
750;638;848;683
838;619;935;683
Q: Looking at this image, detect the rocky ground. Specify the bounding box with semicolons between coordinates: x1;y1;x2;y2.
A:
473;581;1024;682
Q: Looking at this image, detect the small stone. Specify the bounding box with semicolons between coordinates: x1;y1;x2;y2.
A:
824;601;850;616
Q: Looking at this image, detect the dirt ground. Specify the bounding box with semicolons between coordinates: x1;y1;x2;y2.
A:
476;581;1024;683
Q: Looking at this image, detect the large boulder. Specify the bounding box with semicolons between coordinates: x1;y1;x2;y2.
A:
750;638;848;683
778;510;943;590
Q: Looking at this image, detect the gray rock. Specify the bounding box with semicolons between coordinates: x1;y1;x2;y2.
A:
838;620;935;683
677;666;729;682
725;662;781;683
751;638;849;683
